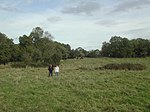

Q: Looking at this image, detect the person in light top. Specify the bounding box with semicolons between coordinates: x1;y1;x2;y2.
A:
55;65;59;76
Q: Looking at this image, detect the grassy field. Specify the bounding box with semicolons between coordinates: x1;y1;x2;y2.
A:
0;58;150;112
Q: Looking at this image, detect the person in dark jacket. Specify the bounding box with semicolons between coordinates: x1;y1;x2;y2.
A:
48;64;53;77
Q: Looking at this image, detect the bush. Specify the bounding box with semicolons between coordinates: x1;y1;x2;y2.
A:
11;62;48;68
94;67;103;70
102;63;146;70
77;67;92;71
11;62;26;68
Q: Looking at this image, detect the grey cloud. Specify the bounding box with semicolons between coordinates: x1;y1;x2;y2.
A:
47;16;62;23
0;1;21;12
123;27;150;38
125;27;150;34
111;0;150;13
62;1;101;15
96;20;122;27
0;5;19;12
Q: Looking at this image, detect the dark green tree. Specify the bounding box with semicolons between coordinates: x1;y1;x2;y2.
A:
54;42;70;60
75;47;87;58
19;35;34;63
101;36;150;58
0;32;14;65
87;49;100;58
131;38;149;57
11;44;22;62
101;42;111;57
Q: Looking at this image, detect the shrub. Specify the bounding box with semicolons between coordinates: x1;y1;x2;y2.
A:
102;63;146;70
77;67;92;71
11;62;26;68
94;67;103;70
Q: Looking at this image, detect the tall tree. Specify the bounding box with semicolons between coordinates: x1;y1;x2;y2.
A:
30;27;44;43
101;42;111;57
87;49;100;58
0;32;14;65
19;35;34;63
75;47;87;58
11;44;22;62
131;38;149;57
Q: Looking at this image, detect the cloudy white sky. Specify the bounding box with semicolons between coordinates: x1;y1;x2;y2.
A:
0;0;150;50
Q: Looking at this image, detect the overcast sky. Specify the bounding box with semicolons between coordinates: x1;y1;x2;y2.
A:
0;0;150;50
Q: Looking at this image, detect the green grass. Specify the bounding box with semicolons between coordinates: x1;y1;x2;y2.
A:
0;58;150;112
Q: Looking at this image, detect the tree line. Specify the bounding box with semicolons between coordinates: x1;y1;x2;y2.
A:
0;27;100;66
101;36;150;58
0;27;150;66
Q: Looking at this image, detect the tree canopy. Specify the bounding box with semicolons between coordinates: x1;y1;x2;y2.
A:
0;27;150;67
0;32;14;65
101;36;150;58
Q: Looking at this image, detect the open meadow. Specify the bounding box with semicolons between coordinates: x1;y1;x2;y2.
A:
0;58;150;112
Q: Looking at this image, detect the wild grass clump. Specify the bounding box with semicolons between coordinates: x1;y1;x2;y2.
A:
102;63;146;70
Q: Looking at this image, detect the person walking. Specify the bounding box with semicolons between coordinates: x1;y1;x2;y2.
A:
48;64;53;77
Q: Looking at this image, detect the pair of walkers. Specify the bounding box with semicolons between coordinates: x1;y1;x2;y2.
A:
48;64;59;77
